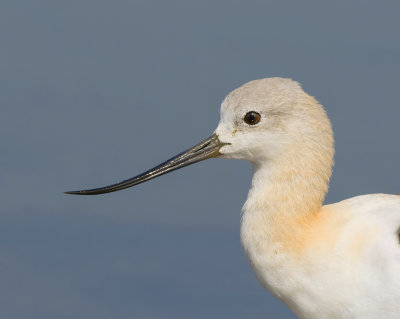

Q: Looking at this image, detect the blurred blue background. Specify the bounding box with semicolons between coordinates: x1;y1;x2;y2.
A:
1;1;400;318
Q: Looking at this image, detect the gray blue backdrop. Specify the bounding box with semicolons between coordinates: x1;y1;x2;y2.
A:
2;1;400;318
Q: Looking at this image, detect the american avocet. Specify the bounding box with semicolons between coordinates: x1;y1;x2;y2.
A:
66;78;400;319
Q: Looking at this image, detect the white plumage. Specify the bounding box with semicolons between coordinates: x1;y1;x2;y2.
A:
216;78;400;319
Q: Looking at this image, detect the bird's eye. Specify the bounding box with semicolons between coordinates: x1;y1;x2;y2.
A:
243;111;261;125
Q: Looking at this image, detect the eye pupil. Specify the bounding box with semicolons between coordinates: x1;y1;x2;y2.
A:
244;111;261;125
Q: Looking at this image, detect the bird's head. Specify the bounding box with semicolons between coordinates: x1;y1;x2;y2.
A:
65;78;333;195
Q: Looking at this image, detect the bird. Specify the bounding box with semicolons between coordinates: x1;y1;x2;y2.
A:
66;78;400;319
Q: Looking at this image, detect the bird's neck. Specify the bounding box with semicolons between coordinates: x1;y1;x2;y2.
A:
241;147;332;257
240;152;332;296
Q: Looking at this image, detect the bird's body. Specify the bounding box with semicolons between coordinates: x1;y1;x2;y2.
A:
67;78;400;318
242;192;400;319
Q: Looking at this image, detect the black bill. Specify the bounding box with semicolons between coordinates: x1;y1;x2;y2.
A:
65;133;226;195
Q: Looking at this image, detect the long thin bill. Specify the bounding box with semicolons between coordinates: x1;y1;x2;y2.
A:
65;133;226;195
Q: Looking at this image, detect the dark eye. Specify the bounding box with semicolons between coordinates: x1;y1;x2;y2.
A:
243;111;261;125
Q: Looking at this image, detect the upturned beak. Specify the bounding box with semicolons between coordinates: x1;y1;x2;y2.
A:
65;133;227;195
